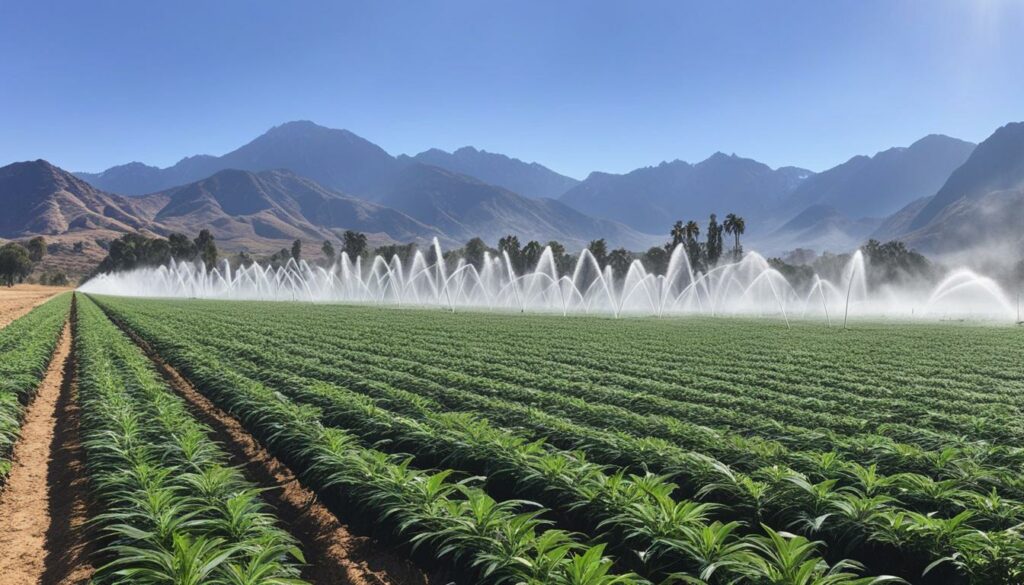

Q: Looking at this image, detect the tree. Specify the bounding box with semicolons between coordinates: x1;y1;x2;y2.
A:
269;248;291;267
861;239;933;288
464;237;488;269
608;248;632;276
291;239;302;261
643;246;669;275
373;243;416;264
26;236;46;263
546;240;573;275
39;270;69;286
683;220;702;268
92;233;172;275
194;229;218;269
169;233;197;261
669;221;685;250
233;251;254;268
723;213;745;261
0;243;32;286
498;235;522;272
706;214;724;267
322;240;336;263
587;239;608;268
521;241;543;272
342;230;368;259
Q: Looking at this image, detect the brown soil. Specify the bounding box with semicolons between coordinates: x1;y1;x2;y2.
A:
0;318;95;584
114;314;439;585
0;285;71;330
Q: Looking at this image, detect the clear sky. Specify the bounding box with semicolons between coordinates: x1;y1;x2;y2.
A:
2;1;1022;178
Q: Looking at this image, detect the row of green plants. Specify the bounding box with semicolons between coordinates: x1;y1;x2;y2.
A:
0;293;70;482
74;295;308;584
139;302;1024;529
91;297;1024;583
147;324;1021;584
88;296;653;585
220;356;904;585
158;300;1023;492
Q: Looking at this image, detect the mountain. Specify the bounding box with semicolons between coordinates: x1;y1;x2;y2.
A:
885;122;1024;253
0;160;153;237
401;146;579;199
908;123;1024;231
77;121;402;198
381;164;654;250
763;205;880;253
780;135;976;220
559;153;812;234
143;168;441;246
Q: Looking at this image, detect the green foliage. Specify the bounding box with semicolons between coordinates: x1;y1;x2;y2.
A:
0;294;70;484
343;230;368;259
90;297;1024;583
0;242;33;286
195;229;218;269
861;240;935;288
74;295;306;584
26;236;46;262
373;242;417;264
588;239;608;268
463;237;490;269
321;239;335;262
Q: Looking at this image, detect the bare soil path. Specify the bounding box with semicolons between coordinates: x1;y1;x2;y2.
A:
0;285;72;330
0;316;95;584
108;308;442;585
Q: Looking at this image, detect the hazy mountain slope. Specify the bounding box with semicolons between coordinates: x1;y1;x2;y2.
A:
760;204;880;253
781;135;975;220
0;160;153;237
901;188;1024;254
381;164;654;249
402;146;579;199
888;122;1024;253
145;168;442;245
560;153;811;234
908;123;1024;231
869;196;933;242
77;121;402;198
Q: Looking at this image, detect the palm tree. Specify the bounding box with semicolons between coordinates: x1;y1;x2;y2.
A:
706;214;723;267
587;239;608;268
684;220;701;243
724;213;745;261
607;248;632;276
670;220;685;248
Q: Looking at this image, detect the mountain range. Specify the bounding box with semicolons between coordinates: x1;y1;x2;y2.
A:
4;119;1024;278
876;122;1024;254
559;153;813;234
399;146;579;199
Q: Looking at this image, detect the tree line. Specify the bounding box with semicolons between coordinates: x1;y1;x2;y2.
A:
82;214;749;282
0;236;68;287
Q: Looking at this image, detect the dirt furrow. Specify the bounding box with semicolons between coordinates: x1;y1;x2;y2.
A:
0;315;95;584
106;308;435;585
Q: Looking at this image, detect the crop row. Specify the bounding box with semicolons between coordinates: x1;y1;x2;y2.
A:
0;293;70;482
92;296;1024;583
109;299;1024;517
74;295;308;584
133;300;1024;487
87;296;654;584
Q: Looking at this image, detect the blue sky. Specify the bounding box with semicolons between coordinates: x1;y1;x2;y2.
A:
1;1;1022;178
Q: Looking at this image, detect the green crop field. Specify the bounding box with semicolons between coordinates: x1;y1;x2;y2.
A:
70;294;1023;585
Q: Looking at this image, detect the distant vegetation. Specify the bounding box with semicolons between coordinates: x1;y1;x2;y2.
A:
0;236;66;287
